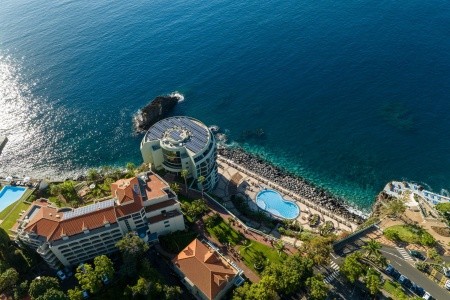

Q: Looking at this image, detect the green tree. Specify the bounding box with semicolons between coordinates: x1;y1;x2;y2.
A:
301;236;332;266
75;263;102;294
362;239;382;260
306;274;329;300
169;182;180;194
233;275;279;300
129;277;151;297
35;288;68;300
49;184;61;196
0;268;19;294
29;276;60;300
87;168;101;182
93;255;114;280
67;287;84;300
386;199;406;217
163;285;182;300
125;162;136;178
364;268;382;296
197;175;206;199
14;280;29;300
340;252;365;283
180;169;189;195
274;240;285;256
116;232;149;277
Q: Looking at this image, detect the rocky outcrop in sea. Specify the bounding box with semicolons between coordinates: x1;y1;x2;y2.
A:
218;147;366;224
133;93;181;133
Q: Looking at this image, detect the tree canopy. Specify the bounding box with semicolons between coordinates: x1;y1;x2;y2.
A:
306;274;329;300
29;276;60;300
116;232;149;277
340;252;365;283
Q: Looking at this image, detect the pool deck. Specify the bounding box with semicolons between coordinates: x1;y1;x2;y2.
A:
214;155;358;246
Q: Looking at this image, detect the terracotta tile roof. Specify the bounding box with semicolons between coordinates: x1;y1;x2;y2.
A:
111;177;141;204
20;173;172;242
173;239;237;300
144;174;169;201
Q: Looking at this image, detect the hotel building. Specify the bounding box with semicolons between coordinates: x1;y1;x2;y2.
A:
140;116;218;192
172;238;244;300
13;172;185;269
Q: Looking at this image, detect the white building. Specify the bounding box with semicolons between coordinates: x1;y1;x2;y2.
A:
13;172;185;269
140;116;218;191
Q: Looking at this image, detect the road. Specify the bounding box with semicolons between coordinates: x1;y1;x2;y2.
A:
332;234;450;300
381;246;450;300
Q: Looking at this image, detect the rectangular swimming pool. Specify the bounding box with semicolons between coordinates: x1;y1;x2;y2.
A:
0;186;27;212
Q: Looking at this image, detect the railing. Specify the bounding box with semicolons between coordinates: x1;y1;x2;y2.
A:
217;156;357;230
333;222;380;250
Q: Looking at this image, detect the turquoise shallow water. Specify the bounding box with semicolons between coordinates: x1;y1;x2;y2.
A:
1;0;450;211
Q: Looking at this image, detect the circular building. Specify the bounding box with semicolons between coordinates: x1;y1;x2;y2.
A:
140;116;218;191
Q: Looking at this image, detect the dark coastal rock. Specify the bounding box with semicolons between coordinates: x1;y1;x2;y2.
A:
133;95;179;133
219;147;366;224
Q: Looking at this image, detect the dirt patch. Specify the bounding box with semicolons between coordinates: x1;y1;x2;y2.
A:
431;226;450;237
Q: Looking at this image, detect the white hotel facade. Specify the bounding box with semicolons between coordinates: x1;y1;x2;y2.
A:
140;116;218;192
13;172;185;269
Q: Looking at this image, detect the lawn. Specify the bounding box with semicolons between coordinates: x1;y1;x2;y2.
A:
0;188;33;232
159;230;198;254
206;218;244;245
383;280;420;300
238;240;287;273
383;225;435;246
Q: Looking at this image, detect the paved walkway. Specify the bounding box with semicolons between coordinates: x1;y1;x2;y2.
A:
214;158;357;238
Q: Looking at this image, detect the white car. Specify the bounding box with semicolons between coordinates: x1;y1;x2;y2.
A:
445;279;450;291
56;270;66;281
422;292;431;300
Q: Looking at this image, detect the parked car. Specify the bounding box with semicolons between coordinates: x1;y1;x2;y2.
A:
398;275;411;288
445;279;450;291
409;250;425;260
422;291;432;300
443;266;450;277
411;283;425;296
82;290;89;299
56;270;66;281
391;269;401;280
385;264;394;275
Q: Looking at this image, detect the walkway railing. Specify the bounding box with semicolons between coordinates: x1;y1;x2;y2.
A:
333;222;380;250
217;156;357;230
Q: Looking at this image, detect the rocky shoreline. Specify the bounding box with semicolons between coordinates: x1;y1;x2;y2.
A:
218;147;367;224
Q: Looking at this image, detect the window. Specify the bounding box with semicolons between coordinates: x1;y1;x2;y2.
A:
164;224;170;228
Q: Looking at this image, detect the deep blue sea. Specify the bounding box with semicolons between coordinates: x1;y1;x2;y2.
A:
1;0;450;212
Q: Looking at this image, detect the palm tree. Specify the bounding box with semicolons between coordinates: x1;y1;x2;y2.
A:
180;169;189;195
362;239;382;260
198;175;205;199
170;182;180;194
240;239;253;254
274;240;285;256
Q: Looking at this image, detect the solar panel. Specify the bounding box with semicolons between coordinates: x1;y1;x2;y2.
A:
63;199;115;220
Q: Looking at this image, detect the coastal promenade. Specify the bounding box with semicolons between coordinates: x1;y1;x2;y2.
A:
214;155;359;241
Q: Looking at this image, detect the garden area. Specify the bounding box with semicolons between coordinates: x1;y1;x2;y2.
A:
383;224;436;246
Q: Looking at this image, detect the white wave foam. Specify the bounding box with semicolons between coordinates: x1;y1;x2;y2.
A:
170;91;185;102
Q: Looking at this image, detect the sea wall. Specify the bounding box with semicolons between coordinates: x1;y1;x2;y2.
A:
218;147;366;224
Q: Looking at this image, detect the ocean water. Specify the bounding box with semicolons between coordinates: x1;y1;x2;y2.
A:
1;0;450;211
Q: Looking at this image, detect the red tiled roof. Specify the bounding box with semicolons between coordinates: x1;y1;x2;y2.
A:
173;239;237;300
20;173;174;242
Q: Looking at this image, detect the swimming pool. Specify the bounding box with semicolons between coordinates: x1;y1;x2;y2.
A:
0;186;27;212
256;189;300;219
